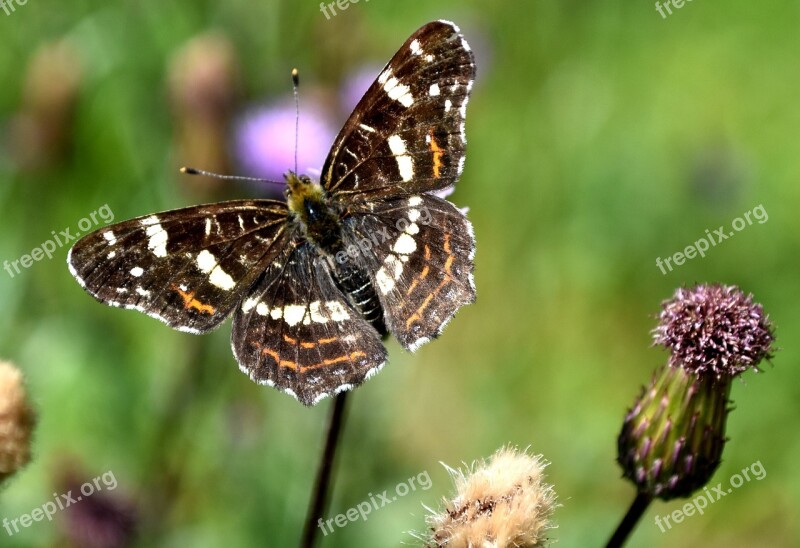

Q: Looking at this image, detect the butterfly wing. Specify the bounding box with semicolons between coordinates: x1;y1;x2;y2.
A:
341;194;475;351
231;241;387;405
68;200;290;334
321;20;475;199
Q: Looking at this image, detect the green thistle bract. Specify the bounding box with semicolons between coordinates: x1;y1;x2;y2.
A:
617;365;729;499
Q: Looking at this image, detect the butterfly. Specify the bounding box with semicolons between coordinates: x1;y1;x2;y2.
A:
68;20;476;406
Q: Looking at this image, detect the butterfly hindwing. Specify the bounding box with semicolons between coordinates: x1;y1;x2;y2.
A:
322;20;475;199
342;194;475;351
68;201;289;334
231;242;387;405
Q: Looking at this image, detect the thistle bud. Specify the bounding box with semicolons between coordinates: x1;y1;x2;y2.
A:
617;365;729;499
426;447;557;547
617;284;775;500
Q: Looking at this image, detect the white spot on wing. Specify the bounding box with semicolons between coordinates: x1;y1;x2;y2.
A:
393;233;417;255
325;301;350;321
283;305;307;326
309;301;328;323
383;77;414;107
196;250;217;272
388;135;414;182
145;222;168;258
408;196;423;207
130;266;144;277
376;267;395;294
196;249;236;290
409;336;431;352
429;83;440;96
103;231;116;245
209;268;236;291
410;39;422;55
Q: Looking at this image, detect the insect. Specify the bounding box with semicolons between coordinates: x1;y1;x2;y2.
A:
68;20;476;405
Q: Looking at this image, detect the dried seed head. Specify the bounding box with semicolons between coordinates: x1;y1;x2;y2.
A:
0;361;36;484
653;284;775;379
427;447;557;548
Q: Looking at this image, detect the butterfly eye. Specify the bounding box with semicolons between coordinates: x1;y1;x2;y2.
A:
299;175;312;184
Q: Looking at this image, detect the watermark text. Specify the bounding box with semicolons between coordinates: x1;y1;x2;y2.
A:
655;460;766;532
3;470;118;537
3;204;114;279
318;470;432;536
656;204;767;275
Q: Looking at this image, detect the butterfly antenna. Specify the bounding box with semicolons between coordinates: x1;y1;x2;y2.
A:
180;167;284;186
292;67;300;175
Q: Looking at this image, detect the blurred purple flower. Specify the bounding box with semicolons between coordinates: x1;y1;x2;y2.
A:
234;99;336;183
58;472;137;548
339;65;382;116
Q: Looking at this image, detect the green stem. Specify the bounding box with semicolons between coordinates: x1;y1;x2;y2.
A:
606;491;653;548
300;392;350;548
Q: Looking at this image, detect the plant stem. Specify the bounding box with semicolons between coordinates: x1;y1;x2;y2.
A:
300;392;350;548
606;491;653;548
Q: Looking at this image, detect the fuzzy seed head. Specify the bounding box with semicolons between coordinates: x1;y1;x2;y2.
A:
653;284;775;378
0;361;35;483
427;447;557;548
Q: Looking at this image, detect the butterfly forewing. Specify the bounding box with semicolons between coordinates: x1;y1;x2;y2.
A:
322;20;475;198
231;242;387;405
68;201;289;334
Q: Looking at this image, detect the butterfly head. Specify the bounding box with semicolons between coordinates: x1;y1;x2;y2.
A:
286;171;335;240
286;170;321;207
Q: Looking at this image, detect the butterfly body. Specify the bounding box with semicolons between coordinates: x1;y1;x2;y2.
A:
285;171;387;334
68;20;476;405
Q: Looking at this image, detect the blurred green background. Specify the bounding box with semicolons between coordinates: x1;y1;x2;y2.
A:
1;0;798;546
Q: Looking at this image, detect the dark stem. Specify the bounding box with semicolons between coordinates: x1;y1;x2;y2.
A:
300;392;350;548
606;491;653;548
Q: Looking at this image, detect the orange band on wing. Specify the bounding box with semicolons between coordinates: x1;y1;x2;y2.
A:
429;128;444;178
260;347;367;372
172;286;216;315
405;236;455;328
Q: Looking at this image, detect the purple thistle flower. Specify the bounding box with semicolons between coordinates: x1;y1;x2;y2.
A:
652;284;775;379
234;99;337;183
